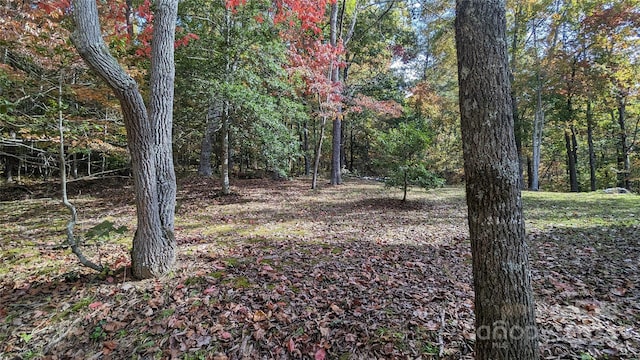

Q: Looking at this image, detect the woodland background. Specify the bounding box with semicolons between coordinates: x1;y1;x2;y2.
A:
0;0;637;192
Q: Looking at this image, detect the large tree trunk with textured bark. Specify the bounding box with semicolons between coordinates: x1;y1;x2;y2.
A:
454;1;539;359
72;0;178;279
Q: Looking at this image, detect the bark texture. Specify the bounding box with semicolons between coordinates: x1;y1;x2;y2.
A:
455;1;539;359
72;0;178;279
329;1;342;186
616;95;630;189
586;100;596;191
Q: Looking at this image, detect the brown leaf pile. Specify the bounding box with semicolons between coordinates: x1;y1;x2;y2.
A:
0;177;638;359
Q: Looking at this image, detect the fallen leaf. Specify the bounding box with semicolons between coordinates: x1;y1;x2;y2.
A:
203;286;216;295
253;310;268;322
287;338;296;353
330;304;344;315
345;333;356;342
611;287;627;296
314;348;326;360
88;302;103;310
319;326;330;338
262;265;275;272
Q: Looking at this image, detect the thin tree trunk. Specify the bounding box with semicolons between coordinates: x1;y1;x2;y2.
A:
586;100;596;191
312;116;327;189
302;120;310;175
402;170;407;202
454;1;538;359
199;104;218;177
4;131;17;182
617;94;630;189
509;2;524;189
221;101;230;194
564;127;578;192
221;7;231;194
71;152;78;178
330;1;342;186
58;71;103;272
530;14;549;192
72;0;178;279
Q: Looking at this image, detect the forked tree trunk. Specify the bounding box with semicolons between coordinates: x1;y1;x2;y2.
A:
72;0;178;279
454;1;539;359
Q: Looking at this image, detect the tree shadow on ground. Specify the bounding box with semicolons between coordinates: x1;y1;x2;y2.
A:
1;178;638;359
529;224;640;359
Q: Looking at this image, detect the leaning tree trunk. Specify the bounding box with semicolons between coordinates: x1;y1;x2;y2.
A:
72;0;178;279
312;115;327;190
454;1;539;359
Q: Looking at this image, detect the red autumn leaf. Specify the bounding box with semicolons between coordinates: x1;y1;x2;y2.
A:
314;348;326;360
88;301;103;309
287;338;296;353
203;286;216;295
262;265;274;272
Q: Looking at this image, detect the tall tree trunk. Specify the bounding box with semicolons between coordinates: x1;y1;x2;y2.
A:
616;94;630;189
564;58;579;193
509;2;524;189
586;100;596;191
454;1;538;359
565;121;579;192
221;101;230;195
221;7;232;194
330;1;342;186
529;18;545;191
72;0;178;279
302;120;310;176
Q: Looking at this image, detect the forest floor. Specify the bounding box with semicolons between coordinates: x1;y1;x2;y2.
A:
0;176;639;360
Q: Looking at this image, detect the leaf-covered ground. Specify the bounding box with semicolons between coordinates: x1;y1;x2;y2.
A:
1;177;638;359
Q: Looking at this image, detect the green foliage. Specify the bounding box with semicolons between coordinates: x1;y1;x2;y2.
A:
173;0;306;175
375;120;443;200
384;163;444;194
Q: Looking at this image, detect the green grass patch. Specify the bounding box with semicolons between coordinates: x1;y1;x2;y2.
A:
523;191;639;230
224;276;251;289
